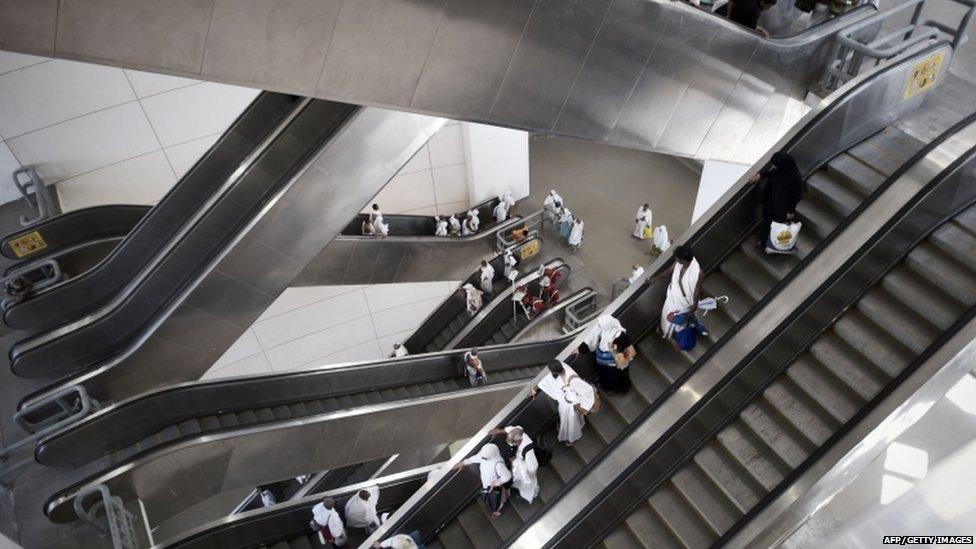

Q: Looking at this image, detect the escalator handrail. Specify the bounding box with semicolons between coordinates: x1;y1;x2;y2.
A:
446;259;567;349
34;337;570;468
402;235;543;353
10;97;314;357
369;41;954;545
548;115;976;548
3;93;297;328
0;204;150;260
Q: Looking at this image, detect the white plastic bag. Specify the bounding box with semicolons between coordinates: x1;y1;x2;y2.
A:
653;226;670;253
766;221;801;254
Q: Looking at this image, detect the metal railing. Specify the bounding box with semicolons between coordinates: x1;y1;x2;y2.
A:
825;0;976;87
495;209;546;251
1;259;64;310
74;484;139;549
12;166;60;227
563;292;600;333
0;385;98;488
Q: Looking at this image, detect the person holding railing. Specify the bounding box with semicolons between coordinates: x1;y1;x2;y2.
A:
717;0;778;36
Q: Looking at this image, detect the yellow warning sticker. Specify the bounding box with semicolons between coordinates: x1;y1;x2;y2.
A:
519;239;540;260
7;231;47;258
904;51;945;100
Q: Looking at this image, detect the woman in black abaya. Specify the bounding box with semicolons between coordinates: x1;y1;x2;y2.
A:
750;151;804;246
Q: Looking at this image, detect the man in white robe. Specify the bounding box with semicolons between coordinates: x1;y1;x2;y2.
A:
532;360;594;445
488;425;540;504
434;216;448;236
502;248;517;278
455;443;512;517
568;217;584;253
461;216;476;236
467;209;480;232
312;497;347;546
493;200;509;223
501;190;516;211
633;204;653;239
646;245;702;336
479;260;495;293
448;214;461;236
344;485;381;533
390;343;408;358
462;283;483;315
543;190;563;223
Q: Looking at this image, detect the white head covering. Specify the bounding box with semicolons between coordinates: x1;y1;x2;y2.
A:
462;283;476;294
586;314;625;352
473;443;511;489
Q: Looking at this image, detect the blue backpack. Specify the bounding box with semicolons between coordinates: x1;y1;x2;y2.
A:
671;312;706;351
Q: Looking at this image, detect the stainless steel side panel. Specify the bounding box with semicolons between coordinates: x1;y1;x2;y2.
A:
24;108;446;408
5;1;876;162
44;383;525;531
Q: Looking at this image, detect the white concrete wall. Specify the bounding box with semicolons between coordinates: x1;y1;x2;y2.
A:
204;280;460;379
361;120;469;216
463;123;530;204
0;50;257;211
693;160;751;222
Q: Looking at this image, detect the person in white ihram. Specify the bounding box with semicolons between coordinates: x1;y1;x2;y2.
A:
467;208;481;232
448;214;461;236
543;189;563;222
390;342;408;358
489;425;540;504
461;215;476;236
434;215;448;236
568;216;584;253
369;204;389;236
479;259;495;294
454;443;512;517
633;203;653;239
344;485;381;533
502;248;517;278
531;359;595;446
645;245;702;337
372;534;419;549
462;283;483;315
500;190;516;212
311;497;346;546
493;199;509;223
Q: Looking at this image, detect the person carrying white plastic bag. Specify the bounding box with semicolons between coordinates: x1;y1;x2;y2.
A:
766;220;802;254
749;151;805;250
649;225;670;257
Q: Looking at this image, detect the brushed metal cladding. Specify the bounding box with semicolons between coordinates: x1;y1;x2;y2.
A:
4;0;876;162
22;109;446;409
44;384;524;527
361;44;954;548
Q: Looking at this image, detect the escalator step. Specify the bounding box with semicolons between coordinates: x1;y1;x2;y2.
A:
363;391;385;405
856;287;938;354
271;405;291;419
216;413;240;428
491;333;507;345
808;333;886;399
715;421;787;491
287;534;313;549
456;503;502;548
268;541;289;549
350;393;370;407
393;386;412;400
500;323;516;338
619;505;678;548
739;238;798;282
670;464;741;534
254;408;276;422
176;419;202;436
720;252;777;302
832;313;912;377
405;385;425;398
114;444;140;464
236;410;259;425
425;537;446;549
638;336;690;384
785;356;862;423
587;402;627;444
931;222;976;272
425;343;438;353
436;518;473;548
906;243;976;304
806;170;862;216
336;395;356;409
826;152;885;196
433;335;449;350
570;428;605;464
701;272;754;322
739;402;811;469
647;483;717;547
157;424;181;443
379;389;398;401
304;399;324;414
419;383;437;395
762;379;836;446
549;445;585;483
134;434;157;453
952;205;976;236
449;318;465;331
198;416;221;432
493;370;511;381
882;265;964;331
795;196;841;239
693;441;765;514
430;380;449;393
288;402;308;417
319;398;341;413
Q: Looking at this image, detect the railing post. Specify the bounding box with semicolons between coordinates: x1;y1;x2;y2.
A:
74;484;139;549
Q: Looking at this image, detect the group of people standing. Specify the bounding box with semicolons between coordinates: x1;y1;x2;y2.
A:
544;189;585;253
433;190;516;237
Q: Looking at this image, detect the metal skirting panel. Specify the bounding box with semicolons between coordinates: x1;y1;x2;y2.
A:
0;0;877;162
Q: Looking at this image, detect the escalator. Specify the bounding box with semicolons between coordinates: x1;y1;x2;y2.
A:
554;118;976;549
402;237;543;354
294;201;530;286
158;465;440;549
11;104;446;410
0;204;150;281
362;44;962;547
37;339;569;533
3;92;302;332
